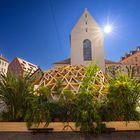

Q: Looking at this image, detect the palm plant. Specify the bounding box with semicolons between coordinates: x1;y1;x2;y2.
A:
106;71;140;121
0;73;33;121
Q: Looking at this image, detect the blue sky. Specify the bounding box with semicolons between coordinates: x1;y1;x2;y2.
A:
0;0;140;70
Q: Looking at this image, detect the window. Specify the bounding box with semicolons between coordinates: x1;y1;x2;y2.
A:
83;39;92;61
23;61;26;64
135;57;138;62
2;62;4;65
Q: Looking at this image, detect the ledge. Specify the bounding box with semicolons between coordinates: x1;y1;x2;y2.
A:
0;121;139;132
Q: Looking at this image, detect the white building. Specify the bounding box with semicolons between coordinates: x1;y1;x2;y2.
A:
0;54;9;75
54;8;105;71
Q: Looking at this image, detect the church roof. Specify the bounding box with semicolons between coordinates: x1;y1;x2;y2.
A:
71;8;100;35
54;58;120;65
53;58;71;64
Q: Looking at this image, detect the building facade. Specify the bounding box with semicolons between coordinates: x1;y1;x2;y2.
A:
70;9;105;70
0;54;9;75
54;9;105;71
8;57;38;76
120;46;140;76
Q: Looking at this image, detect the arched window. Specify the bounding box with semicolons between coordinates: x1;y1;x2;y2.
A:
83;39;92;61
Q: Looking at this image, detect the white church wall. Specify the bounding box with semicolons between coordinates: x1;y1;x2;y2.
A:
70;9;105;71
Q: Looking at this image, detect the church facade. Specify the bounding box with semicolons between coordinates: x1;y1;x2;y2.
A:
54;9;105;71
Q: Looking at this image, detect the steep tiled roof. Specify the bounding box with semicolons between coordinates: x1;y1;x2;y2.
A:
120;46;140;62
105;59;120;64
8;57;39;76
54;58;120;65
16;57;38;74
53;58;71;64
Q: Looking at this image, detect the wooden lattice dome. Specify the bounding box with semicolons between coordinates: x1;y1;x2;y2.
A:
35;65;107;95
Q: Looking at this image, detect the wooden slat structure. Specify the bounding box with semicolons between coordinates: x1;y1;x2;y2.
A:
35;65;107;99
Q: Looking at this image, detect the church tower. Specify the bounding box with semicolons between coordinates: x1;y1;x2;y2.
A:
70;8;105;71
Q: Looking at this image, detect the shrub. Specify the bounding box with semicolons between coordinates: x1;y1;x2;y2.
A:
0;73;33;121
25;86;51;128
105;72;140;121
58;90;76;122
73;64;106;134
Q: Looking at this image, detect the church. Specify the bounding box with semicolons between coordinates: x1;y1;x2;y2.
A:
33;9;116;93
53;8;140;76
33;8;140;93
53;8;105;71
53;8;121;73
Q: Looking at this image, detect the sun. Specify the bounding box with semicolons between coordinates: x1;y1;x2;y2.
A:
104;25;112;34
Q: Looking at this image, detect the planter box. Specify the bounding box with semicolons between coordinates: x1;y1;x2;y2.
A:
0;122;28;132
0;121;140;132
104;121;140;131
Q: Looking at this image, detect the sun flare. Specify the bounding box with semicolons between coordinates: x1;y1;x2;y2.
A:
104;25;112;33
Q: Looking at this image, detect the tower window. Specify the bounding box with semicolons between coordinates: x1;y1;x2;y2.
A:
83;39;92;61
